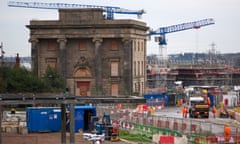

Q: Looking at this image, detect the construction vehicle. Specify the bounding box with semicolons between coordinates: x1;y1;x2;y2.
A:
8;1;145;20
188;97;210;118
90;114;120;142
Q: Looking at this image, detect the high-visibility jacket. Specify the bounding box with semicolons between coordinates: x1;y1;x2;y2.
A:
207;98;211;105
224;125;231;141
212;107;217;113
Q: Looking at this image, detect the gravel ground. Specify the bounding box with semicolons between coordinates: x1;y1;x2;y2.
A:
2;132;137;144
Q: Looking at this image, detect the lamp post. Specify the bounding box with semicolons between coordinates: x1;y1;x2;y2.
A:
0;42;4;144
0;42;5;93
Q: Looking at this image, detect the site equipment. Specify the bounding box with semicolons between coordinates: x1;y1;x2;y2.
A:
94;113;120;141
8;1;145;20
148;18;215;65
188;96;210;118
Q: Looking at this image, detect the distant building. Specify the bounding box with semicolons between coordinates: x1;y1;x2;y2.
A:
27;9;148;96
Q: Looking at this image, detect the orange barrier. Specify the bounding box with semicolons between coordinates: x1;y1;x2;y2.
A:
191;124;196;131
159;136;174;144
206;136;218;143
150;119;153;126
157;120;162;127
182;123;187;131
165;121;169;128
173;122;178;130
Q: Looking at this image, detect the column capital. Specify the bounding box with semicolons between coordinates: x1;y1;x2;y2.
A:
92;38;102;49
92;37;103;43
57;38;67;43
122;37;132;44
57;38;67;50
29;38;39;43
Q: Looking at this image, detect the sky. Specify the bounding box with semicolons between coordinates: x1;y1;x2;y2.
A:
0;0;240;57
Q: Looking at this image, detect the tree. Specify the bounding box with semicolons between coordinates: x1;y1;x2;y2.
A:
41;66;65;93
1;65;65;93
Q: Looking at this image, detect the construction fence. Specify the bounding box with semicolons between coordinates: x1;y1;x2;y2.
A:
97;105;240;144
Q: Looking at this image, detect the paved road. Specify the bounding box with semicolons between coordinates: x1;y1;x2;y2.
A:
154;106;240;135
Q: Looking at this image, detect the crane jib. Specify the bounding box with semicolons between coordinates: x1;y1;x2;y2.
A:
8;1;144;15
157;18;215;34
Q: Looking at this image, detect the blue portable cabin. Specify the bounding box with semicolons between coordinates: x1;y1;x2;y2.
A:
27;106;96;133
144;93;169;106
74;105;96;132
26;107;61;132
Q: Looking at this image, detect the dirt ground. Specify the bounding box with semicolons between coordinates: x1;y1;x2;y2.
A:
2;132;131;144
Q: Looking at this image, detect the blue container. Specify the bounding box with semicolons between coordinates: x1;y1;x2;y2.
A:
27;107;61;132
74;106;96;132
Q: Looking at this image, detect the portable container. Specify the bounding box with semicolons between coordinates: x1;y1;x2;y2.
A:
26;107;61;132
74;106;96;132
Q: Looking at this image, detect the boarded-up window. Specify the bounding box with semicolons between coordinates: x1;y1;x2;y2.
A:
79;41;87;50
111;84;118;96
111;40;118;50
48;40;56;51
111;61;119;76
46;58;57;68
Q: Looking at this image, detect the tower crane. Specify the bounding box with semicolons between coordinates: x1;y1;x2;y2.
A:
148;18;215;66
8;1;145;20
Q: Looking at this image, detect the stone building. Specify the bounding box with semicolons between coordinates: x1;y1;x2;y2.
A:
27;9;148;96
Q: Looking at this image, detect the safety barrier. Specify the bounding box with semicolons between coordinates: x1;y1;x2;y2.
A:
188;134;240;144
97;106;240;142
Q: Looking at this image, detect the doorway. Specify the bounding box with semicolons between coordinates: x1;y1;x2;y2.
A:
76;81;90;96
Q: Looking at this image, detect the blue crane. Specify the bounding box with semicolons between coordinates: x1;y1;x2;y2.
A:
8;1;145;20
148;18;215;65
149;18;215;45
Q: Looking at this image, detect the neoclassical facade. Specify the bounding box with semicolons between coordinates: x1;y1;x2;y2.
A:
27;9;148;96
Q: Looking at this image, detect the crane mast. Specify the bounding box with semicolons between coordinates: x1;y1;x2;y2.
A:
8;1;145;20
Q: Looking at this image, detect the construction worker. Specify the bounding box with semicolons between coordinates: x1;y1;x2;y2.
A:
184;106;188;118
11;108;16;114
182;106;188;118
212;106;217;118
182;106;186;118
207;97;211;106
224;124;231;142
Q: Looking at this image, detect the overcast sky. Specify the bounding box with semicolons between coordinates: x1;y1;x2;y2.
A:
1;0;240;57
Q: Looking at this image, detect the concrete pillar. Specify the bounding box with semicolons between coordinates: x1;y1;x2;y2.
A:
0;106;2;144
122;38;132;95
69;104;75;144
57;38;67;78
92;38;103;95
29;38;39;75
61;104;66;144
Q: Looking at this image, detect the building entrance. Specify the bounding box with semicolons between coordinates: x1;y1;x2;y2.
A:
77;81;90;96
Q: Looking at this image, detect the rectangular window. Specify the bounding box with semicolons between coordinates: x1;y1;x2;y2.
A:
111;84;119;96
79;41;87;51
111;40;118;50
46;58;57;68
111;61;119;76
48;40;56;51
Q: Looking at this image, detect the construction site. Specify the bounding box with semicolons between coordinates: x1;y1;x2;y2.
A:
1;1;240;144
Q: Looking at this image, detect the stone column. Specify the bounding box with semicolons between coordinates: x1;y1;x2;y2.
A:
122;38;132;95
29;38;39;75
57;38;67;78
92;38;103;95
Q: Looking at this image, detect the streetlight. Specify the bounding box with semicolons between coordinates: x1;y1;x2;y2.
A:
0;42;5;93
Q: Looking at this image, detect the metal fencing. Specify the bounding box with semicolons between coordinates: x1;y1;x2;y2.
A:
97;105;240;143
